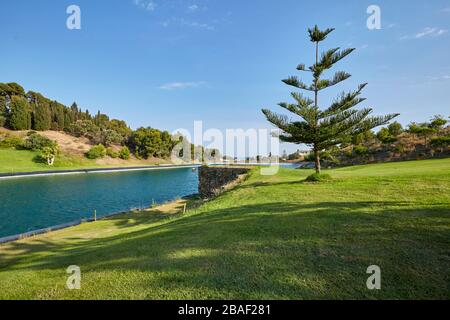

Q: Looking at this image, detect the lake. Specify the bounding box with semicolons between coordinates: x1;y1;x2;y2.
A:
0;167;199;238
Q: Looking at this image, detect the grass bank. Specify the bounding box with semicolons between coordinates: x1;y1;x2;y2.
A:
0;158;449;299
0;148;175;174
0;148;100;174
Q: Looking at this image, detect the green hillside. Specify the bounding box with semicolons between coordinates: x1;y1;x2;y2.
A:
0;159;449;299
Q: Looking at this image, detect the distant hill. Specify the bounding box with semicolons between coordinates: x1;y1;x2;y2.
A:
0;127;173;174
1;82;219;166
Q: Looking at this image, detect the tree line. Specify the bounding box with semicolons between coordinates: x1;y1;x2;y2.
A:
0;82;179;159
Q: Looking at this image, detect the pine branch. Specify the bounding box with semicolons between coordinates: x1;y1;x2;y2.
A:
320;83;368;118
316;71;352;91
278;102;317;124
308;25;335;42
281;121;315;144
261;109;290;131
262;108;315;144
314;48;355;72
356;113;401;133
320;109;361;129
316;109;373;144
296;64;311;72
282;76;314;91
291;92;314;107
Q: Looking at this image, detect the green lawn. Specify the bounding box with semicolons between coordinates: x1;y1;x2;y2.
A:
0;158;449;299
0;148;99;174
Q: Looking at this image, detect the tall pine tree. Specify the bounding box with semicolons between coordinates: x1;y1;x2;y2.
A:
262;26;399;173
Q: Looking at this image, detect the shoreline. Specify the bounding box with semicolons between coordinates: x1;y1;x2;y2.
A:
0;163;201;180
0;208;147;245
0;196;197;245
0;162;299;180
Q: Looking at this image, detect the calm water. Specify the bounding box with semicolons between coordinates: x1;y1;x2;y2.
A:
0;168;198;238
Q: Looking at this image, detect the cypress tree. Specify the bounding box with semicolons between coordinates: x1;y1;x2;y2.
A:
0;96;7;127
9;96;32;130
262;26;399;173
28;92;51;131
50;101;65;130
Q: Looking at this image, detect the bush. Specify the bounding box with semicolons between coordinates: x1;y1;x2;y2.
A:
0;135;23;148
41;146;58;165
303;153;315;162
22;133;56;151
66;120;99;138
305;173;332;182
353;145;369;156
395;143;406;153
119;146;130;160
377;128;396;144
86;144;106;159
430;135;450;148
106;147;119;158
98;129;124;146
388;122;403;137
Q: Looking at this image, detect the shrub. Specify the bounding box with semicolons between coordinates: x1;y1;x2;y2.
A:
395;143;406;153
106;147;119;158
22;133;56;151
101;129;124;146
40;146;58;165
377;128;396;144
0;135;23;148
430;135;450;148
352;130;375;145
66;120;99;138
303;153;315;162
388;122;403;137
305;173;332;182
429;115;447;130
119;146;130;160
86;144;106;159
353;145;369;156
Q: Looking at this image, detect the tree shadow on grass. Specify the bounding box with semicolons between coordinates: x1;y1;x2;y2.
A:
0;201;449;299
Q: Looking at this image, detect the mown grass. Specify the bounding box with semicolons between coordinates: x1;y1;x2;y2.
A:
0;148;99;174
0;158;449;299
0;148;172;174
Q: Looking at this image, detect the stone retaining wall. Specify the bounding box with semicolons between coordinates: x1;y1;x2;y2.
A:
198;166;250;198
329;148;450;168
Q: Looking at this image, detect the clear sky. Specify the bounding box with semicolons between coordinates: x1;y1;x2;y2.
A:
1;0;449;155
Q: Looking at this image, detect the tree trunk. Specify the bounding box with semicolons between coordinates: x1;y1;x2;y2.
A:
314;149;321;174
313;41;320;175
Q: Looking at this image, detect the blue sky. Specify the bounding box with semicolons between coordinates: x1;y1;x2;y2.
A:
1;0;449;154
